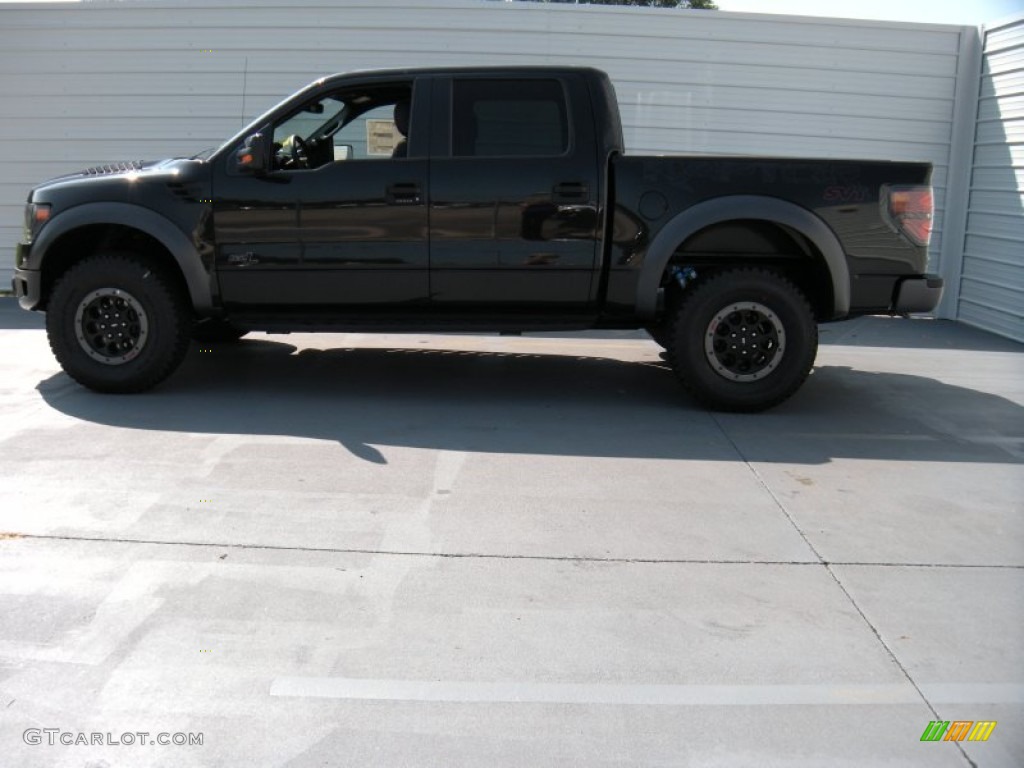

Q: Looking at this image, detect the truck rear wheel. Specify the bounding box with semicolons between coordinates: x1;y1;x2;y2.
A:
666;268;817;412
46;254;191;393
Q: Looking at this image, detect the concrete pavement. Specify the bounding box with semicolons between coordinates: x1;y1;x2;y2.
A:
0;299;1021;767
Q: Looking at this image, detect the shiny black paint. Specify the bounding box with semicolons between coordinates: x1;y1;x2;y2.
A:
213;156;432;306
15;66;937;329
607;156;931;317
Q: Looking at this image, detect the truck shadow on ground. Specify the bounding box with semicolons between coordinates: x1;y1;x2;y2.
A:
37;339;1024;466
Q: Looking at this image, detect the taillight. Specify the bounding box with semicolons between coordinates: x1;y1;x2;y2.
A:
882;185;933;247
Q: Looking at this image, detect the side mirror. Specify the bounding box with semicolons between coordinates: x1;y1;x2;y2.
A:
333;144;353;162
235;133;267;174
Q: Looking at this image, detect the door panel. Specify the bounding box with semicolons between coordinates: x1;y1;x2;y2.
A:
213;79;429;308
297;159;429;305
213;171;302;304
428;75;601;310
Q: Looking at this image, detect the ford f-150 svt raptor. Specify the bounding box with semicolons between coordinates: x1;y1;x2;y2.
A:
13;66;941;411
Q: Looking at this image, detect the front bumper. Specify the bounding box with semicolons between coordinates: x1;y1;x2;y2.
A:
12;240;43;310
12;266;42;310
893;274;943;314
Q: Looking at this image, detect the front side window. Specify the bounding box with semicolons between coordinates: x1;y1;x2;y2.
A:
452;79;569;158
270;83;413;170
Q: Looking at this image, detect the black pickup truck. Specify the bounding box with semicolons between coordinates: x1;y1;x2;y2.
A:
13;66;941;411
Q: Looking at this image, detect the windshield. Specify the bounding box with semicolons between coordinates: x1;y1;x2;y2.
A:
211;76;328;160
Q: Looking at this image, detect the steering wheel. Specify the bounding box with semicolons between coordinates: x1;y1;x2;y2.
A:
287;135;310;168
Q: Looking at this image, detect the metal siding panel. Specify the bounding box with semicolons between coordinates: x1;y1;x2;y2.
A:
961;254;1024;291
613;84;953;121
5;140;228;163
621;105;951;146
960;277;1024;311
956;16;1024;342
0;51;249;75
982;43;1024;76
964;233;1024;262
0;72;302;98
958;300;1024;341
6;95;250;119
968;188;1024;213
979;69;1024;99
977;96;1024;122
972;165;1024;189
627;126;949;159
599;68;955;101
976;116;1024;144
965;211;1024;241
0;3;963;53
973;143;1024;167
0;118;245;142
984;20;1024;51
0;31;963;78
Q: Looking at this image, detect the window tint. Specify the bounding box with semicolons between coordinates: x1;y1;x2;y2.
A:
453;79;569;158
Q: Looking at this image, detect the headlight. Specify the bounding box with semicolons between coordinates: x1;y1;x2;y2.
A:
22;202;51;243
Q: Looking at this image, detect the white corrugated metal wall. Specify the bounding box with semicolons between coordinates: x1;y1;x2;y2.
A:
956;15;1024;342
0;0;979;319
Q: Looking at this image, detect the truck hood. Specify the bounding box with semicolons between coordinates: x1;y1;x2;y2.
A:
31;158;201;194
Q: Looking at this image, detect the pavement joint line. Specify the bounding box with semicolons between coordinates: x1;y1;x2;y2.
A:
268;678;1024;706
707;412;827;566
2;533;1022;569
707;413;979;768
822;564;980;768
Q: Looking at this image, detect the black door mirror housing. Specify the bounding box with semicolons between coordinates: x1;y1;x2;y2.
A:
235;133;268;174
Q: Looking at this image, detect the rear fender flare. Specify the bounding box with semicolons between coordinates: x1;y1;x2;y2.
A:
635;195;850;319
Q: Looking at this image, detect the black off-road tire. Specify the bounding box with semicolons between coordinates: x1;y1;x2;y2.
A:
192;318;248;343
666;268;818;412
46;253;191;393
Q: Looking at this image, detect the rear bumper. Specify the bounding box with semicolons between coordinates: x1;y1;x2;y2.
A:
893;274;943;314
12;267;42;310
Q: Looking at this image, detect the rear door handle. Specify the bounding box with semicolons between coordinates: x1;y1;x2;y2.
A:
553;182;588;201
386;183;422;205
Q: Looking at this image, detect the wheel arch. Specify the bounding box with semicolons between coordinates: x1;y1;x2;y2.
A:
31;202;212;312
635;196;850;320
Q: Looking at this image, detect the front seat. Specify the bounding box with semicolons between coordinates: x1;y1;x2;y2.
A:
392;98;410;158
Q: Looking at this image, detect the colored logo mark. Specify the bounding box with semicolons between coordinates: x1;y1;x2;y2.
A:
921;721;997;742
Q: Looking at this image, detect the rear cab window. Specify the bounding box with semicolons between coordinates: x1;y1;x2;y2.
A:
451;79;571;158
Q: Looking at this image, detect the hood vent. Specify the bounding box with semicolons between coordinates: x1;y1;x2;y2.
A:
82;161;143;176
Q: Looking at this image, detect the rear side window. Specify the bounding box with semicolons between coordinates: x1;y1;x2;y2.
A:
452;79;569;158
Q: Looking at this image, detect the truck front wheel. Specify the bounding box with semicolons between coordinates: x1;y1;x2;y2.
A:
666;268;817;412
46;254;191;393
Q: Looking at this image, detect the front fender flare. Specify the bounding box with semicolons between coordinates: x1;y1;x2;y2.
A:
31;202;213;312
635;195;850;320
